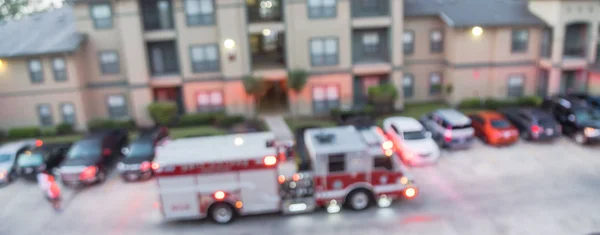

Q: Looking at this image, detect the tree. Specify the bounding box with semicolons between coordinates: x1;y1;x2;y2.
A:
242;75;265;116
147;102;178;126
287;69;308;117
0;0;28;21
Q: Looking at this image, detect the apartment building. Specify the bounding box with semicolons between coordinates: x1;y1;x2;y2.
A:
0;0;599;131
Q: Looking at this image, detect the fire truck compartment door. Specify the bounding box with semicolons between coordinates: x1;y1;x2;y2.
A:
161;190;201;219
239;169;280;214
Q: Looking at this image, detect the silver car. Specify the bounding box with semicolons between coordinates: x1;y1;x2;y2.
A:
0;140;36;184
420;109;475;149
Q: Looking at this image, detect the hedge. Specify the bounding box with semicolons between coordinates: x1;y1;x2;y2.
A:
216;115;246;128
56;123;74;135
178;113;224;127
8;127;41;139
147;102;178;126
459;96;543;109
87;119;136;132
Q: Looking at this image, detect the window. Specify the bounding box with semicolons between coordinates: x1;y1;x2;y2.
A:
351;0;388;17
403;73;414;98
106;95;128;119
312;85;340;114
28;59;43;83
403;31;414;55
508;75;525;97
310;38;338;66
328;154;345;172
148;41;179;75
429;72;442;95
308;0;336;18
141;0;174;30
91;3;112;29
190;44;219;73
362;32;380;53
37;104;53;126
430;29;443;53
373;155;393;171
511;29;529;52
60;103;76;125
196;91;224;112
353;29;389;63
52;58;67;81
185;0;215;26
99;51;120;74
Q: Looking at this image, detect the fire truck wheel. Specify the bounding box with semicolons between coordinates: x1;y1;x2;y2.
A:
347;189;372;211
210;203;235;224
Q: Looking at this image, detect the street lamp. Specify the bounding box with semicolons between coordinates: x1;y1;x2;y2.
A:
471;26;483;37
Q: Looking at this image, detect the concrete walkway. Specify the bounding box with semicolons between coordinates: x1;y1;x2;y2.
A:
262;115;294;141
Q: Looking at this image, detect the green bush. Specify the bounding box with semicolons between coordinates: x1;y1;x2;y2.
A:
88;119;136;132
368;84;398;102
459;98;485;109
516;96;542;107
8;127;41;139
147;102;178;126
41;128;57;136
178;113;224;127
56;123;74;135
216;115;246;128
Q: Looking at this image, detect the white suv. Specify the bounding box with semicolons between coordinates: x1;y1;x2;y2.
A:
383;117;440;166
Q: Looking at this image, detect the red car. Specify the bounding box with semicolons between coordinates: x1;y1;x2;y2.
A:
469;111;519;146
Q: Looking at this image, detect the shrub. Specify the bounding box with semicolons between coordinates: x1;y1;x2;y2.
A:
41;128;57;136
88;119;136;132
216;115;246;128
244;118;267;131
516;96;542;107
56;123;74;135
178;113;223;127
368;84;398;103
459;98;484;109
147;102;178;126
8;127;41;139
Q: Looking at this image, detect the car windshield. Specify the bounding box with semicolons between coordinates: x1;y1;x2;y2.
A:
574;110;600;122
0;154;12;163
490;119;511;129
403;130;427;140
127;142;153;158
17;153;43;166
67;141;101;159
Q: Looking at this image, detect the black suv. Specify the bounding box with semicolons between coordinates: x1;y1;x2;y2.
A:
569;93;600;110
17;143;71;181
542;96;600;145
59;130;128;186
498;107;561;141
117;127;169;181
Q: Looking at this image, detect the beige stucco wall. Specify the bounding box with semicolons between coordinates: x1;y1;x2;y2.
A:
0;55;82;93
287;73;353;116
404;16;446;62
83;87;131;119
403;63;445;102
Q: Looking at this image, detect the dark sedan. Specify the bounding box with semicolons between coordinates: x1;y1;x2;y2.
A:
117;126;169;182
499;107;561;141
17;143;71;181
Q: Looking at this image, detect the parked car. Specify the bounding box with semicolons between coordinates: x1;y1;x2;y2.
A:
383;117;440;166
17;142;71;181
542;96;600;144
0;140;36;185
59;130;128;186
498;107;561;141
468;111;519;146
568;93;600;110
117;126;169;181
420;109;475;149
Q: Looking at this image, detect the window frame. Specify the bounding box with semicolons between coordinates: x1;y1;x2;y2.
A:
59;102;76;125
403;73;415;98
327;153;346;173
429;72;443;95
511;29;529;53
105;94;128;119
312;84;341;114
403;30;414;55
307;0;337;19
189;44;221;73
51;57;67;82
98;50;121;75
184;0;216;26
37;104;53;127
28;59;44;84
373;155;394;171
309;37;339;67
147;41;180;75
507;74;526;98
90;3;113;29
195;90;225;113
430;29;444;53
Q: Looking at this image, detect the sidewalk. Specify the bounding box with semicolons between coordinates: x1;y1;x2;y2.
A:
262;115;294;142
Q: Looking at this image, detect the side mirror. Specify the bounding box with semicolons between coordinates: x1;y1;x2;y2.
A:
121;147;129;156
425;132;432;138
568;114;576;122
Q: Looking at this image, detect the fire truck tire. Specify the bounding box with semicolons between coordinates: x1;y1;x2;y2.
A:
346;189;372;211
209;202;236;224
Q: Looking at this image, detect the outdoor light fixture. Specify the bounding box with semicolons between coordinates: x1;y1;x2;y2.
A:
262;28;271;37
224;39;236;49
471;26;483;37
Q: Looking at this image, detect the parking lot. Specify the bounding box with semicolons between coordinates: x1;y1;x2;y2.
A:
2;137;600;235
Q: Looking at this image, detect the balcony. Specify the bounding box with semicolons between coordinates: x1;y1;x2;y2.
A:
147;41;180;77
141;0;174;31
351;0;389;18
250;31;286;71
563;23;587;59
352;28;390;64
247;0;282;23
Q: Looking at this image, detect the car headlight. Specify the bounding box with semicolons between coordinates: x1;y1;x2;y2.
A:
584;127;599;137
0;169;7;179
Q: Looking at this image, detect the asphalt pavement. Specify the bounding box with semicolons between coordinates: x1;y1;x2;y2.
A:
2;137;600;235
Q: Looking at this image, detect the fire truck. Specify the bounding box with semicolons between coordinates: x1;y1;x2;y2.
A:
154;127;418;224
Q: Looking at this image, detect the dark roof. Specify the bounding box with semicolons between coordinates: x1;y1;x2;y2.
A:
404;0;547;27
0;6;86;58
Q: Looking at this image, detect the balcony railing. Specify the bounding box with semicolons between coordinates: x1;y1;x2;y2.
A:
351;0;389;18
147;41;180;76
247;0;283;23
352;29;390;64
141;0;174;31
563;46;586;58
250;32;286;70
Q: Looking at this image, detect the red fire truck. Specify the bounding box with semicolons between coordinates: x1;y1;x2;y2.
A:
154;127;418;224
